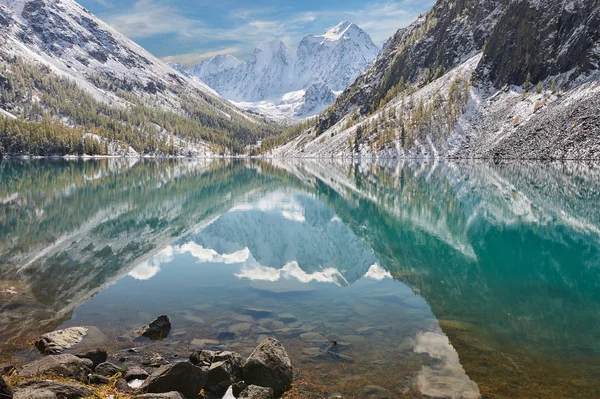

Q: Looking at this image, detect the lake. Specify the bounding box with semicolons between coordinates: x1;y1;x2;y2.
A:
1;158;599;398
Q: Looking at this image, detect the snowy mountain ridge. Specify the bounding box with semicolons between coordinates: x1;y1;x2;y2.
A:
183;21;379;120
0;0;271;156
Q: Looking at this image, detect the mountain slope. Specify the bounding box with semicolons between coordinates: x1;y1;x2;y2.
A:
188;22;379;120
273;0;600;160
0;0;279;156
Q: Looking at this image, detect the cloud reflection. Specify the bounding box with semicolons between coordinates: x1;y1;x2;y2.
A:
235;260;347;285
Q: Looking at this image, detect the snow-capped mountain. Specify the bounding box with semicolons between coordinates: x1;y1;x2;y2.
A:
274;0;600;160
186;21;379;120
0;0;267;156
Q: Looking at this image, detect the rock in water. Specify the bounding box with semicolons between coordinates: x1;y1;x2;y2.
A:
141;316;171;340
35;327;88;354
238;385;274;399
141;362;207;399
12;380;93;399
0;376;12;399
243;338;292;397
18;354;93;382
76;348;108;369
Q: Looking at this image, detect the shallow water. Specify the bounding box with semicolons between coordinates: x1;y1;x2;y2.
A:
1;158;600;398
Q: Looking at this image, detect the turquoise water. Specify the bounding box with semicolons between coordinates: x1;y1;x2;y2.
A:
1;159;600;398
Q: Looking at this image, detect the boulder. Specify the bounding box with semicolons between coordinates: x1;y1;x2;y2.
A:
0;376;12;399
141;316;171;340
94;362;122;377
204;354;243;397
75;348;107;369
238;385;274;399
141;362;207;399
13;380;93;399
115;378;134;394
133;393;186;399
123;367;150;382
18;355;93;382
35;327;88;355
232;381;248;397
243;338;292;397
189;349;216;367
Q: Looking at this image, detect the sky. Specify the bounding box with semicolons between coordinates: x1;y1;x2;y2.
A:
78;0;435;67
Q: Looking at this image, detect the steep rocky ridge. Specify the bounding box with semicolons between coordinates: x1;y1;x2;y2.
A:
274;0;600;160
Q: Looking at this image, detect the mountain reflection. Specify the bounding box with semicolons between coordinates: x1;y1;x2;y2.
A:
1;158;599;397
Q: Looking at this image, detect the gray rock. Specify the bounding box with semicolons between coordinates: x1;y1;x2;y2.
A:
204;352;243;397
142;354;169;368
88;374;110;385
141;316;171;340
76;348;107;369
0;376;12;399
13;380;93;399
34;327;88;355
232;381;248;397
115;378;134;394
123;366;150;382
238;385;274;399
141;362;207;399
189;349;217;367
243;338;292;397
133;393;186;399
18;355;93;382
94;362;122;377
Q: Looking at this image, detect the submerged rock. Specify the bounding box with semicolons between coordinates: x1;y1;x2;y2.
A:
0;376;12;399
243;338;292;397
13;380;93;399
299;332;327;344
141;316;171;340
238;385;274;399
35;327;88;355
18;354;93;382
141;362;207;399
94;362;122;377
241;308;273;319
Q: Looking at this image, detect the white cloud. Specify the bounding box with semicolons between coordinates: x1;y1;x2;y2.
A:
98;0;434;65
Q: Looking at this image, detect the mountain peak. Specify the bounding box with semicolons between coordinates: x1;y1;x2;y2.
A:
322;21;359;41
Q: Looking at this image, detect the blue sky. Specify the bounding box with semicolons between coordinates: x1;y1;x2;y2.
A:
78;0;435;66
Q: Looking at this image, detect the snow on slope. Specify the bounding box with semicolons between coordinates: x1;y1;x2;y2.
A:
187;21;379;121
0;0;264;155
